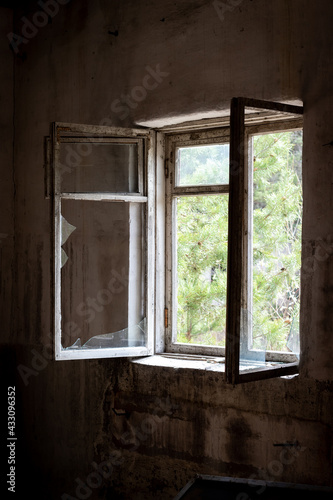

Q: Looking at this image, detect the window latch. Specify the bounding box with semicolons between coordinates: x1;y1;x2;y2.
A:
164;307;168;328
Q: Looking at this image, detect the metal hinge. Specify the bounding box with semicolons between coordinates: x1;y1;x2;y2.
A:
164;307;168;328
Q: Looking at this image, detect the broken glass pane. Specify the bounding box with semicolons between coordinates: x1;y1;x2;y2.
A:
65;318;146;349
61;215;76;267
60;199;145;349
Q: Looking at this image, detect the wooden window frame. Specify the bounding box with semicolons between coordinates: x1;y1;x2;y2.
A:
226;98;303;384
48;122;155;361
164;127;230;356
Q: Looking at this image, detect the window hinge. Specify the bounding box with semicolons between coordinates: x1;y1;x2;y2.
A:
164;307;168;328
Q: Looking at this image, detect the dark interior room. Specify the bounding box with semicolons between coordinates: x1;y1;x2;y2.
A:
1;1;333;498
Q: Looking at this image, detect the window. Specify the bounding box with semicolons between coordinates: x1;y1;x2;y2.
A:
226;98;303;383
47;98;303;382
48;123;155;360
165;128;230;357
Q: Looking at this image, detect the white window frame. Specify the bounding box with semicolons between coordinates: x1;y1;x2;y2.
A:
164;127;230;356
48;122;155;361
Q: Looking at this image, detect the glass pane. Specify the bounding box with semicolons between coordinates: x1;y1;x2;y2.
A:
59;142;139;193
240;129;302;371
176;144;229;186
175;194;229;346
60;199;146;350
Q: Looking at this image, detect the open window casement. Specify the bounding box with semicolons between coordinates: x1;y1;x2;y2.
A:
226;98;303;384
49;123;155;360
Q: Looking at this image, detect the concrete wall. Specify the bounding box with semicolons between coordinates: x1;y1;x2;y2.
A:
2;0;333;498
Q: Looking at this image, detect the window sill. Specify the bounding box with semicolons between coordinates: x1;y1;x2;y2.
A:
130;353;226;372
130;353;299;381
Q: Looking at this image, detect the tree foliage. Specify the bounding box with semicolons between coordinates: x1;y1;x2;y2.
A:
176;130;302;353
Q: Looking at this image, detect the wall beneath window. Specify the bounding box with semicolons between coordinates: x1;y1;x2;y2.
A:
3;0;333;498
